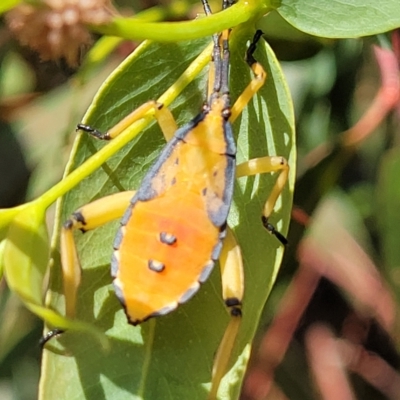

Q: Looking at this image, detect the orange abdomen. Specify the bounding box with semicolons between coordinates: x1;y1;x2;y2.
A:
113;186;222;324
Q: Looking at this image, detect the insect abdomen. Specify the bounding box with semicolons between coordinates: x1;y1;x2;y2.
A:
113;186;224;324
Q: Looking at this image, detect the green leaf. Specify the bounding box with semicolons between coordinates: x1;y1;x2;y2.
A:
3;205;49;305
40;33;295;400
276;0;400;38
1;203;108;346
0;205;27;241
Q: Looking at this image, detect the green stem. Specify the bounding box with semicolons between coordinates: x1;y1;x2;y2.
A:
92;0;269;42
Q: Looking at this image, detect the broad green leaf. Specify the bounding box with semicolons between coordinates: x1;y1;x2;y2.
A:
40;32;295;400
276;0;400;38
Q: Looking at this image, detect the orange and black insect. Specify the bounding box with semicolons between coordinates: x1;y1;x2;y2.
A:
42;0;289;397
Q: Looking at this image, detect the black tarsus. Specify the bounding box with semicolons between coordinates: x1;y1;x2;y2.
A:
39;328;65;348
261;216;288;246
76;123;111;140
246;29;264;67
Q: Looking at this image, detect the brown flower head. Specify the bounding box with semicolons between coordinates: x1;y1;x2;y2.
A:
6;0;115;66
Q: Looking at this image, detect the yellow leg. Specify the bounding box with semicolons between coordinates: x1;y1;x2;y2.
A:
230;30;266;123
77;100;178;142
209;227;244;400
236;156;289;244
61;191;135;319
209;154;288;397
228;31;289;241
